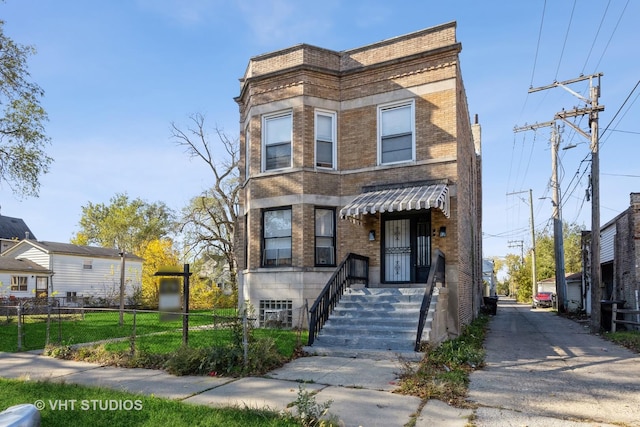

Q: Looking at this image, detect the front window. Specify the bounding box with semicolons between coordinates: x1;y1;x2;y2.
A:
10;276;27;291
263;208;292;266
315;110;336;168
263;111;292;171
378;100;415;164
315;208;335;266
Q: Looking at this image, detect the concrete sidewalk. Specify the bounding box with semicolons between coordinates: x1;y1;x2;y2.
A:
0;351;471;427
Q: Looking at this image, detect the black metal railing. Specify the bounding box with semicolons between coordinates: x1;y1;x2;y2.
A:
307;253;369;346
415;249;445;351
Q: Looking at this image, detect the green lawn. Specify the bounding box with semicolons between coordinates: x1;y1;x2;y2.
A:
102;327;305;359
0;309;235;352
0;378;302;427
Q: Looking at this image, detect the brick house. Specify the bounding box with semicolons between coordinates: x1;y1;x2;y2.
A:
582;193;640;327
234;22;483;340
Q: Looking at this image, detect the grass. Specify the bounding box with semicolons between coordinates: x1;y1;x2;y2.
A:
0;378;303;427
603;330;640;353
0;309;235;352
100;327;305;358
396;314;489;407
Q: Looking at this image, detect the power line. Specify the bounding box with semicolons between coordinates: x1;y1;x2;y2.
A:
581;0;611;75
554;0;577;81
529;0;547;88
601;79;640;143
593;0;630;72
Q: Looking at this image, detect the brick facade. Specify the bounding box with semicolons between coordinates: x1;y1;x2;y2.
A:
613;193;640;309
234;22;482;334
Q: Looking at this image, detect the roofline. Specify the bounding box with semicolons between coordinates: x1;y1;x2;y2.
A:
1;240;143;261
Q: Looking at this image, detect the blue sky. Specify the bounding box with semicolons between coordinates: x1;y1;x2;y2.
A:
2;0;639;260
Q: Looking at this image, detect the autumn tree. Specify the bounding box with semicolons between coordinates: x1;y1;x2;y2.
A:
0;19;52;197
503;221;584;303
138;238;180;308
171;114;239;290
71;193;175;254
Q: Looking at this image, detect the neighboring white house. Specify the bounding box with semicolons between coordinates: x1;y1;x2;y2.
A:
0;240;143;305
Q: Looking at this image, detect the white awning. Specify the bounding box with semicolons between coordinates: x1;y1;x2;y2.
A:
340;183;450;219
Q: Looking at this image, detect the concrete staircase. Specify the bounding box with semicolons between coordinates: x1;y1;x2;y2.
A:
305;287;436;360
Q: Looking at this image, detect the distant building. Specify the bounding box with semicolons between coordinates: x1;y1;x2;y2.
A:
582;192;640;321
482;259;497;296
1;240;142;305
0;214;37;254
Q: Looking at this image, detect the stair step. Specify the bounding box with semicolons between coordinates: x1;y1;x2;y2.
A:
308;286;437;354
312;335;417;351
320;325;417;336
325;318;419;328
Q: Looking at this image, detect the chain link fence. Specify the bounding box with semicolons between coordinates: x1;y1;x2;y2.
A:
1;298;237;353
1;298;307;365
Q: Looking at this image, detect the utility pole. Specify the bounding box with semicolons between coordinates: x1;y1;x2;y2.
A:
514;121;569;311
507;189;537;299
508;239;524;297
529;73;604;331
551;125;568;312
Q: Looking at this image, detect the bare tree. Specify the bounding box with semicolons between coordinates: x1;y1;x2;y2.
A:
171;113;240;286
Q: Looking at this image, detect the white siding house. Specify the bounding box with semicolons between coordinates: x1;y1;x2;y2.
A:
0;240;143;305
0;258;51;300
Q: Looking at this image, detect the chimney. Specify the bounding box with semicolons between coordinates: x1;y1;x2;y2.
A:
25;231;30;240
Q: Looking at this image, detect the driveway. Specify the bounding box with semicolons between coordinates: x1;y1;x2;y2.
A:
468;298;640;426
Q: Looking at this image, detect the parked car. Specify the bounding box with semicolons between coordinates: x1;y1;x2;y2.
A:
532;292;554;308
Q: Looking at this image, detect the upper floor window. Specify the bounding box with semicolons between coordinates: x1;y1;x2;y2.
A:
315;110;336;169
83;259;93;269
10;276;27;291
262;207;292;267
378;100;415;165
263;111;292;171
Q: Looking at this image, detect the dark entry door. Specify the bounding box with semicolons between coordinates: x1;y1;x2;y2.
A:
382;214;431;283
384;219;411;282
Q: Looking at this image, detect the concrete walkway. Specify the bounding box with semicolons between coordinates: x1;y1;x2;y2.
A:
2;298;639;426
0;350;469;427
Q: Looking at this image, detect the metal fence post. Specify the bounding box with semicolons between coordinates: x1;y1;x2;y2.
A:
243;309;249;368
17;302;22;351
57;305;62;344
46;304;51;347
130;309;137;356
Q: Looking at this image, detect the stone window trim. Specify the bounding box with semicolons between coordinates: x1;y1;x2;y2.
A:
315;207;336;266
262;110;293;172
377;99;416;165
314;109;337;169
262;206;293;267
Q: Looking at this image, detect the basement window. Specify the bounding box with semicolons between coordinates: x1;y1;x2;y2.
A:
259;300;292;328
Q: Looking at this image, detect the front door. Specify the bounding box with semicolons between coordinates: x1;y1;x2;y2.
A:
384;219;412;282
35;276;48;298
382;214;431;283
